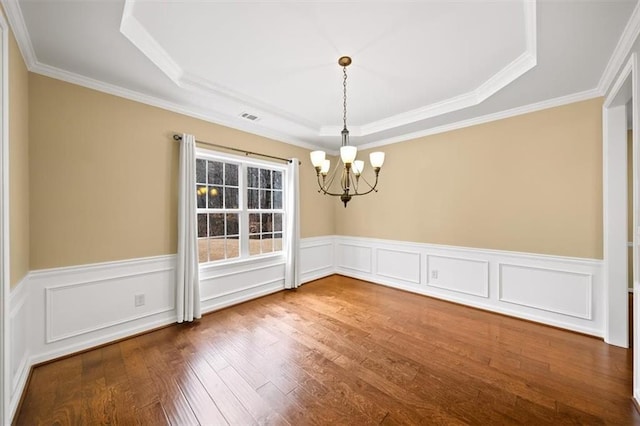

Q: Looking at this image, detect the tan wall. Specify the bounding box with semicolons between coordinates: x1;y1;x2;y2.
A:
9;30;29;287
29;74;334;270
335;98;604;259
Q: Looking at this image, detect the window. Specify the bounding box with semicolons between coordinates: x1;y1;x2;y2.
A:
196;151;285;264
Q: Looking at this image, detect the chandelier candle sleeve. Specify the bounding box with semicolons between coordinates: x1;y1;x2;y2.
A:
309;55;385;207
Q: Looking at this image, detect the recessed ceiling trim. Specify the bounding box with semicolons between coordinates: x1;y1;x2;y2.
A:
123;0;536;141
321;2;537;138
120;0;320;134
119;1;183;82
0;0;37;69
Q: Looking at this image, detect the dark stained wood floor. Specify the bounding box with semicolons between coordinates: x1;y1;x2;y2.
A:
14;275;640;425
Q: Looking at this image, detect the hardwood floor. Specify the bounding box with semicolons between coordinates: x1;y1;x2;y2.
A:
14;275;640;425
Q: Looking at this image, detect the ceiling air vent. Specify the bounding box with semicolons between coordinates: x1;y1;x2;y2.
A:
240;112;260;121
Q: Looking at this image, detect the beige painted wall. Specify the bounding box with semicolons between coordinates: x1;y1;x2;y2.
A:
9;30;29;287
29;74;334;270
335;98;604;259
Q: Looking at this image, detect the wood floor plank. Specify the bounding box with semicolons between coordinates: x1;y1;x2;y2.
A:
14;276;640;425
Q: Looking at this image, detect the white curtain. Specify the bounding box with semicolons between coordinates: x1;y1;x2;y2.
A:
285;159;300;289
176;133;201;322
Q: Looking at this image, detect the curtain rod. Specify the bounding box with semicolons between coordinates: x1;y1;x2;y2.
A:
173;134;299;164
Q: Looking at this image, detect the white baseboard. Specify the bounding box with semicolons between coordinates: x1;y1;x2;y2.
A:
334;236;603;337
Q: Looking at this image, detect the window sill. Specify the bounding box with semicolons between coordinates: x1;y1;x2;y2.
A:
198;252;285;274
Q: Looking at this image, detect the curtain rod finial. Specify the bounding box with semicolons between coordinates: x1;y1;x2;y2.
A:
173;134;182;141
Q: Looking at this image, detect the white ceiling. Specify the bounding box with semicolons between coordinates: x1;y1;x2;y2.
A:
4;0;639;151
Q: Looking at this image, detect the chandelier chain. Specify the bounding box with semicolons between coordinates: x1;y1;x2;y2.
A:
343;65;348;129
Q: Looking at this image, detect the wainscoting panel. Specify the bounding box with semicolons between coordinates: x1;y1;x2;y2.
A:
28;255;178;364
499;263;593;319
199;257;286;313
376;248;421;284
300;237;334;283
336;243;373;273
45;267;175;343
427;255;489;298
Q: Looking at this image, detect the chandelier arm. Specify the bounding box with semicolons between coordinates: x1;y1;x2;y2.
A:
351;173;380;196
315;173;348;196
353;173;375;193
323;159;343;191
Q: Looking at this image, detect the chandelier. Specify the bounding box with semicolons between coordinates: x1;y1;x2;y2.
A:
310;56;385;207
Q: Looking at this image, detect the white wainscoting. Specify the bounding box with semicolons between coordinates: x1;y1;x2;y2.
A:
9;276;29;419
8;234;606;422
7;235;335;420
335;236;603;337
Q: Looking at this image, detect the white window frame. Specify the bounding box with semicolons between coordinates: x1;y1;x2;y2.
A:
196;148;287;266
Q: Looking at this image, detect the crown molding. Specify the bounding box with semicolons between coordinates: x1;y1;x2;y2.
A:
28;60;324;152
0;0;36;69
597;0;640;95
357;88;601;151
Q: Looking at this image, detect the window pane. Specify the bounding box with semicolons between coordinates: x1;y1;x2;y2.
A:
260;190;272;209
249;234;261;256
226;213;239;235
249;213;260;234
261;213;272;232
248;189;259;209
262;233;273;253
196;186;207;208
225;163;238;186
226;237;239;258
208;186;223;208
225;187;239;209
209;213;225;237
273;190;282;209
274;233;283;252
260;169;272;189
274;213;282;232
196;159;206;184
197;214;208;238
198;239;208;263
248;167;259;188
208;161;224;185
273;171;282;189
209;238;225;261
